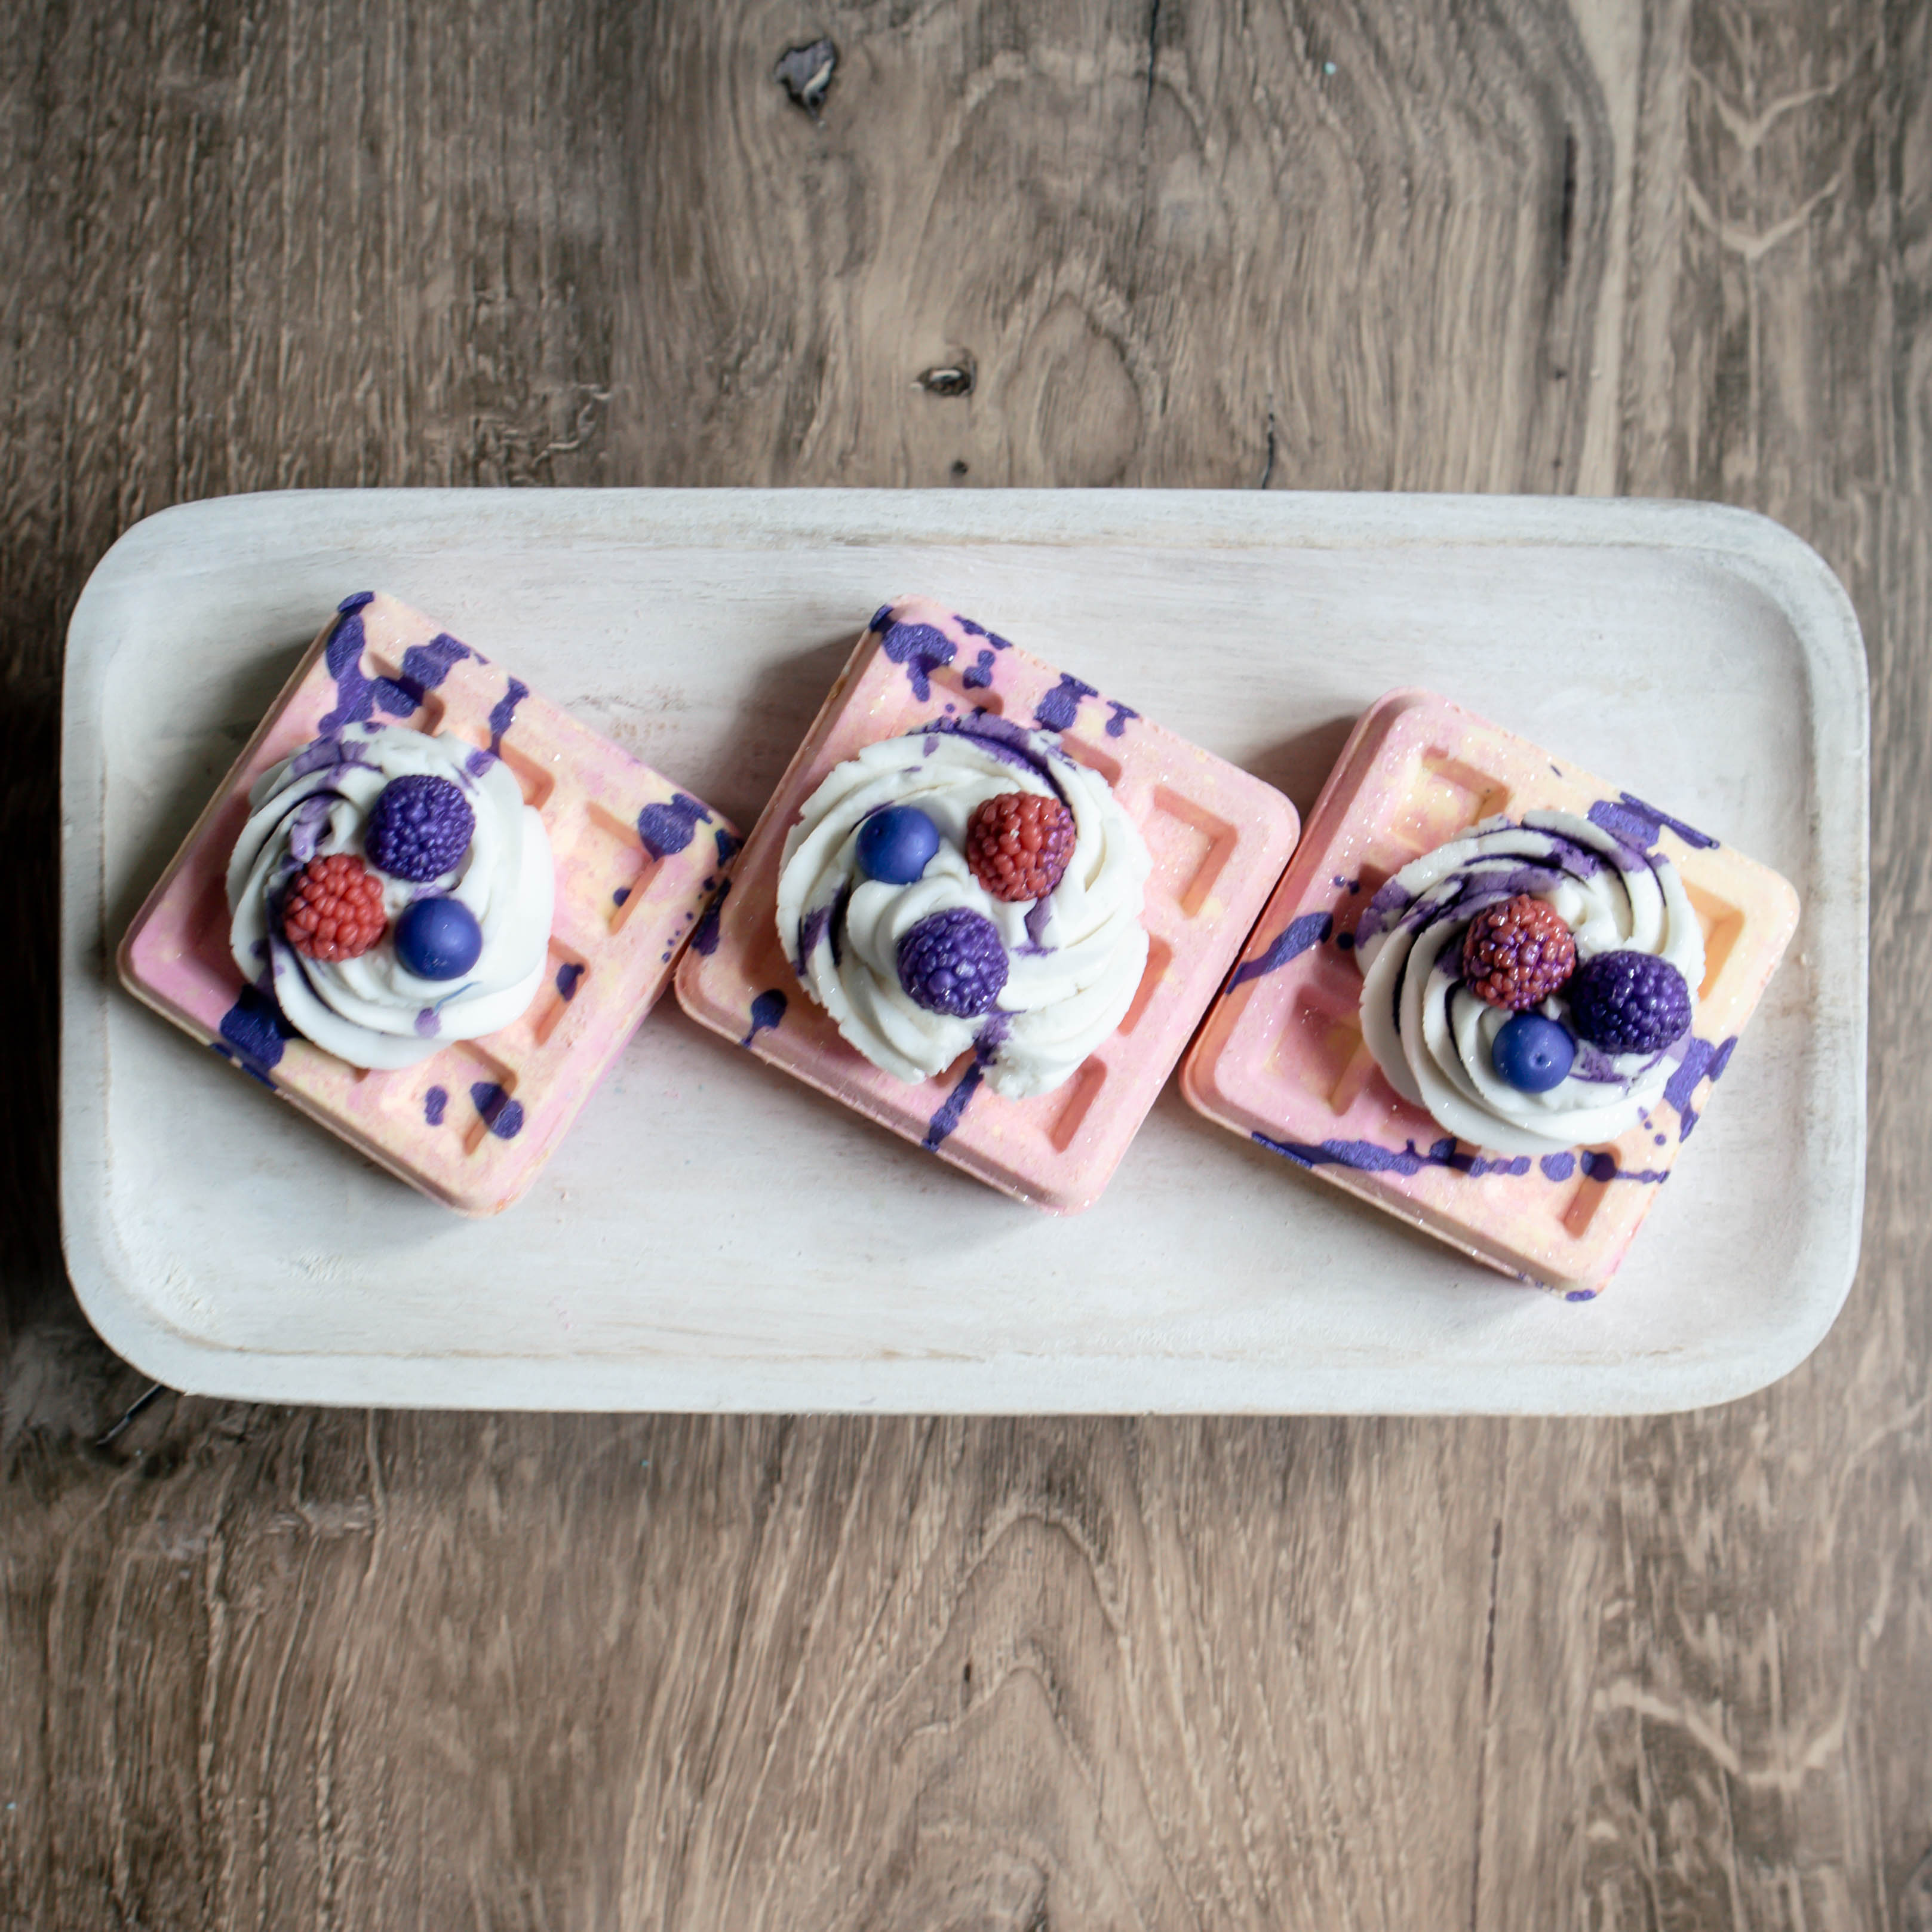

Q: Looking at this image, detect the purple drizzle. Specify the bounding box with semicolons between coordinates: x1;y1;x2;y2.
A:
383;632;472;711
1588;793;1719;853
1230;911;1334;988
555;962;584;1001
742;988;788;1046
216;984;297;1084
954;615;1012;651
923;1063;985;1149
471;1083;525;1139
287;735;375;780
922;1016;1009;1151
879;618;955;699
926;711;1074;807
795;904;833;973
316;590;437;726
1661;1034;1737;1138
1104;702;1139;738
318;609;376;732
487;678;529;755
714;827;741;865
962;649;997;690
638;793;711;859
424;1086;448;1125
288;795;331;864
828;881;850;967
1254;1131;1667;1187
1033;674;1097;732
691;880;731;956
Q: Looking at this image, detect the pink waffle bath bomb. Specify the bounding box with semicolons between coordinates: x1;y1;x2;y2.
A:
674;597;1301;1212
1181;689;1801;1297
118;592;738;1215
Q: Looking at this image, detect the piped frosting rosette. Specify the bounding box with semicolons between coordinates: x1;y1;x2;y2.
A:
1353;810;1704;1155
776;717;1151;1098
228;720;555;1070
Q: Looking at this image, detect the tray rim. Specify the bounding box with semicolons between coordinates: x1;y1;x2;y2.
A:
59;487;1870;1414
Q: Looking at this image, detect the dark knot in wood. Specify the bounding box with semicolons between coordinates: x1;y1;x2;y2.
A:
916;353;977;398
774;39;836;118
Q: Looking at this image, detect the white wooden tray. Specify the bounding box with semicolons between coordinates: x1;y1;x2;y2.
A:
60;490;1867;1414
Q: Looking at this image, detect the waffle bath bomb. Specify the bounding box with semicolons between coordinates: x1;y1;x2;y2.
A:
675;597;1301;1212
118;592;738;1215
1181;689;1799;1297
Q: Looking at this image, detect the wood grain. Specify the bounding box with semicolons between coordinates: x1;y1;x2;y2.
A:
1;1;1925;1928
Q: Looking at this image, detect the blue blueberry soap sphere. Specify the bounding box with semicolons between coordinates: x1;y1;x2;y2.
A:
1491;1011;1575;1092
395;895;483;981
855;805;941;885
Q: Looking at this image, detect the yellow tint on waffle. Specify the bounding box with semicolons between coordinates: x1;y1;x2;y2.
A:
1181;690;1800;1296
675;597;1301;1213
118;594;737;1215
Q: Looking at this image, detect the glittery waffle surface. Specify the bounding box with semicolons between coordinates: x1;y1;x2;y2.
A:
118;593;738;1215
1181;689;1801;1296
674;597;1301;1213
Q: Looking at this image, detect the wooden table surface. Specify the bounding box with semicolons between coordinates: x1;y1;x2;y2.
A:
2;3;1925;1927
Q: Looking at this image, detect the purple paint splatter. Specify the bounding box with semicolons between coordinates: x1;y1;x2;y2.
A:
879;619;955;700
487;678;529;755
1033;674;1097;732
638;793;711;859
1255;1132;1666;1188
1230;911;1334;988
691;879;732;956
742;988;787;1046
471;1082;525;1139
923;1062;985;1149
1661;1033;1737;1138
1588;793;1720;853
424;1085;448;1125
216;984;297;1083
955;615;1013;651
380;632;472;712
318;610;376;733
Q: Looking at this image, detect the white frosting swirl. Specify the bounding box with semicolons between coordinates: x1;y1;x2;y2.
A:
1353;811;1704;1155
228;721;555;1071
776;720;1150;1098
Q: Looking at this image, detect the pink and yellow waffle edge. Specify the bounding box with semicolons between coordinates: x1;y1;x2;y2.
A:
117;592;738;1215
674;597;1303;1212
1180;689;1801;1297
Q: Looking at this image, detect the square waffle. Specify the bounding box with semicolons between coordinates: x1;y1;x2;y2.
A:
118;592;738;1215
1181;689;1801;1295
674;597;1301;1212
